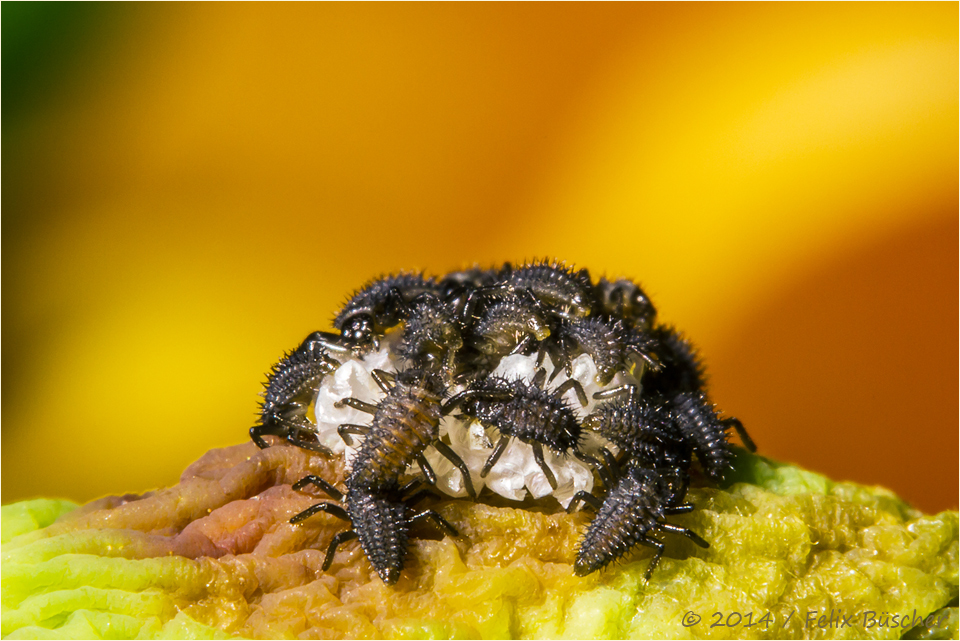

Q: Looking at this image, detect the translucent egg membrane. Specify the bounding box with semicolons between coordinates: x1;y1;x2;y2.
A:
312;334;636;508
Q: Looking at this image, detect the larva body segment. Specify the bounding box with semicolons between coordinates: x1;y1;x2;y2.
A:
251;333;340;452
573;464;706;579
290;477;457;586
344;370;445;492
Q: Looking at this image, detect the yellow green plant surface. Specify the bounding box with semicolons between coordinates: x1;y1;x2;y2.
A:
2;444;956;639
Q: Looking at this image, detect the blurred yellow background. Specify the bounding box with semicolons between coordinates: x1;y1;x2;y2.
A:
3;3;956;514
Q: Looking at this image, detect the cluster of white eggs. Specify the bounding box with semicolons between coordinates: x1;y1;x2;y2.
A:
309;333;637;508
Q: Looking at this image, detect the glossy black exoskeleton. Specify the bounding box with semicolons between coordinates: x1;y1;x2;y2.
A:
590;388;750;483
290;476;457;585
466;289;552;360
443;369;588;491
670;392;749;481
315;272;439;353
395;293;463;380
582;387;692;477
460;259;594;327
541;315;658;386
568;463;707;579
497;259;594;320
638;326;756;478
642;325;706;397
593;277;657;330
437;266;499;320
250;332;341;453
336;368;477;499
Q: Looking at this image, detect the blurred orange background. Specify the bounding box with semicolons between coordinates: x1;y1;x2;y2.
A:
3;3;956;514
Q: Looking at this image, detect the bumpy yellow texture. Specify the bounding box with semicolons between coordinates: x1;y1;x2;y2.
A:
2;445;956;640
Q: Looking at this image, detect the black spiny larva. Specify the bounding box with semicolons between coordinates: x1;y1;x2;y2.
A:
438;266;499;320
318;271;440;353
497;258;594;320
290;476;458;585
568;463;707;579
642;325;707;397
670;391;747;481
336;368;477;499
250;332;340;453
443;369;589;491
459;259;594;327
466;289;552;360
395;293;464;381
593;277;657;330
583;387;692;476
639;325;756;476
542;315;658;386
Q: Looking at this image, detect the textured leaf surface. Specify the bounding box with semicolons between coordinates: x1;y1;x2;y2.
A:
2;444;956;639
